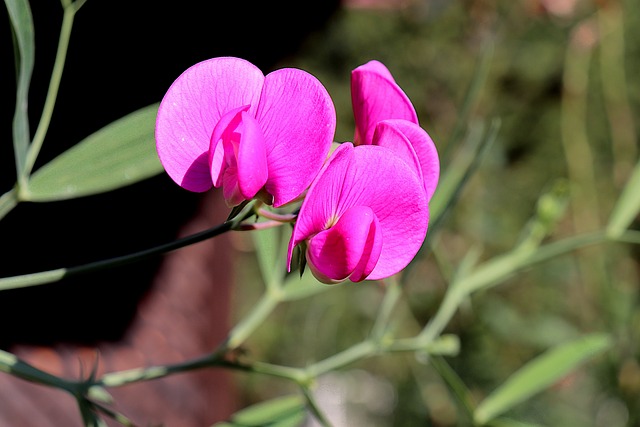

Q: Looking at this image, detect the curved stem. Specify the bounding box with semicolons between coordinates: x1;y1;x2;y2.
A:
224;289;282;350
99;352;224;388
300;384;333;427
0;348;78;393
23;1;80;180
369;276;402;341
0;219;239;291
0;189;18;222
419;230;610;342
256;207;297;222
305;340;378;378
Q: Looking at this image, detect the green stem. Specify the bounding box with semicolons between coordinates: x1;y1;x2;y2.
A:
98;352;224;388
305;340;377;378
224;289;282;350
247;361;306;382
419;231;610;343
369;276;402;341
23;0;80;181
0;348;77;393
0;219;238;291
256;207;297;223
387;334;460;355
300;384;333;427
0;189;18;222
418;285;467;344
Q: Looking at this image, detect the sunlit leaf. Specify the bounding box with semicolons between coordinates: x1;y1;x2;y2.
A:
212;394;307;426
24;104;163;201
474;333;612;425
5;0;35;175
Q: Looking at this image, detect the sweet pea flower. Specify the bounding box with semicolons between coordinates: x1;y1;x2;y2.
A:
351;60;439;200
155;57;336;207
288;142;429;284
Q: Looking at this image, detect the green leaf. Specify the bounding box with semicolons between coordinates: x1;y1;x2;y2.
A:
607;156;640;238
24;104;163;201
212;394;307;427
5;0;35;176
474;333;612;425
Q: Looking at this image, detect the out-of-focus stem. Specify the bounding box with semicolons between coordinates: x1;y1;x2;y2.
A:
0;219;238;291
597;1;637;187
561;17;607;324
369;276;402;341
224;289;281;350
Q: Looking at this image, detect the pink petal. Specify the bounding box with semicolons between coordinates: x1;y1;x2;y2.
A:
288;143;429;281
235;111;268;200
373;119;440;200
209;107;268;206
256;68;336;207
349;210;383;282
306;205;382;284
288;143;354;264
351;60;418;146
357;60;396;81
155;57;264;192
209;105;250;187
221;165;244;207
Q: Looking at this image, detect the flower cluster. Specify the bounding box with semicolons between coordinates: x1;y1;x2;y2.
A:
155;57;439;284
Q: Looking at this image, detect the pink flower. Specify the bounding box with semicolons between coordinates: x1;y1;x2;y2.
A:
352;60;439;200
287;143;429;284
155;57;336;207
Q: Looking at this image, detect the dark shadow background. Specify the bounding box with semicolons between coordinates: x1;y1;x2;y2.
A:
0;1;341;347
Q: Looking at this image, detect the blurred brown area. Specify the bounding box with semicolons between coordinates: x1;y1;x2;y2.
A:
0;191;236;426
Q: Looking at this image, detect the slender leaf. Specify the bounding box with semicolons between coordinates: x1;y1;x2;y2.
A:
429;355;476;420
24;104;163;201
607;156;640;238
212;394;307;427
474;333;612;425
5;0;35;176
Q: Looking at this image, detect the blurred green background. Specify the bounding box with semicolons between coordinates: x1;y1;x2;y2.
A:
227;1;640;426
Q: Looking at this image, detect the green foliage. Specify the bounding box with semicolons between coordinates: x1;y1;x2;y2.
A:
474;334;612;424
24;104;163;201
213;395;307;427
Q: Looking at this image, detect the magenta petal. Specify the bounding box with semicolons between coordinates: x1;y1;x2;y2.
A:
306;206;381;284
351;61;418;146
209;105;250;187
349;211;383;282
236;111;268;199
373;119;440;200
357;60;396;81
372;120;424;182
288;143;429;281
155;57;264;192
287;143;352;270
222;166;244;207
256;68;336;207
